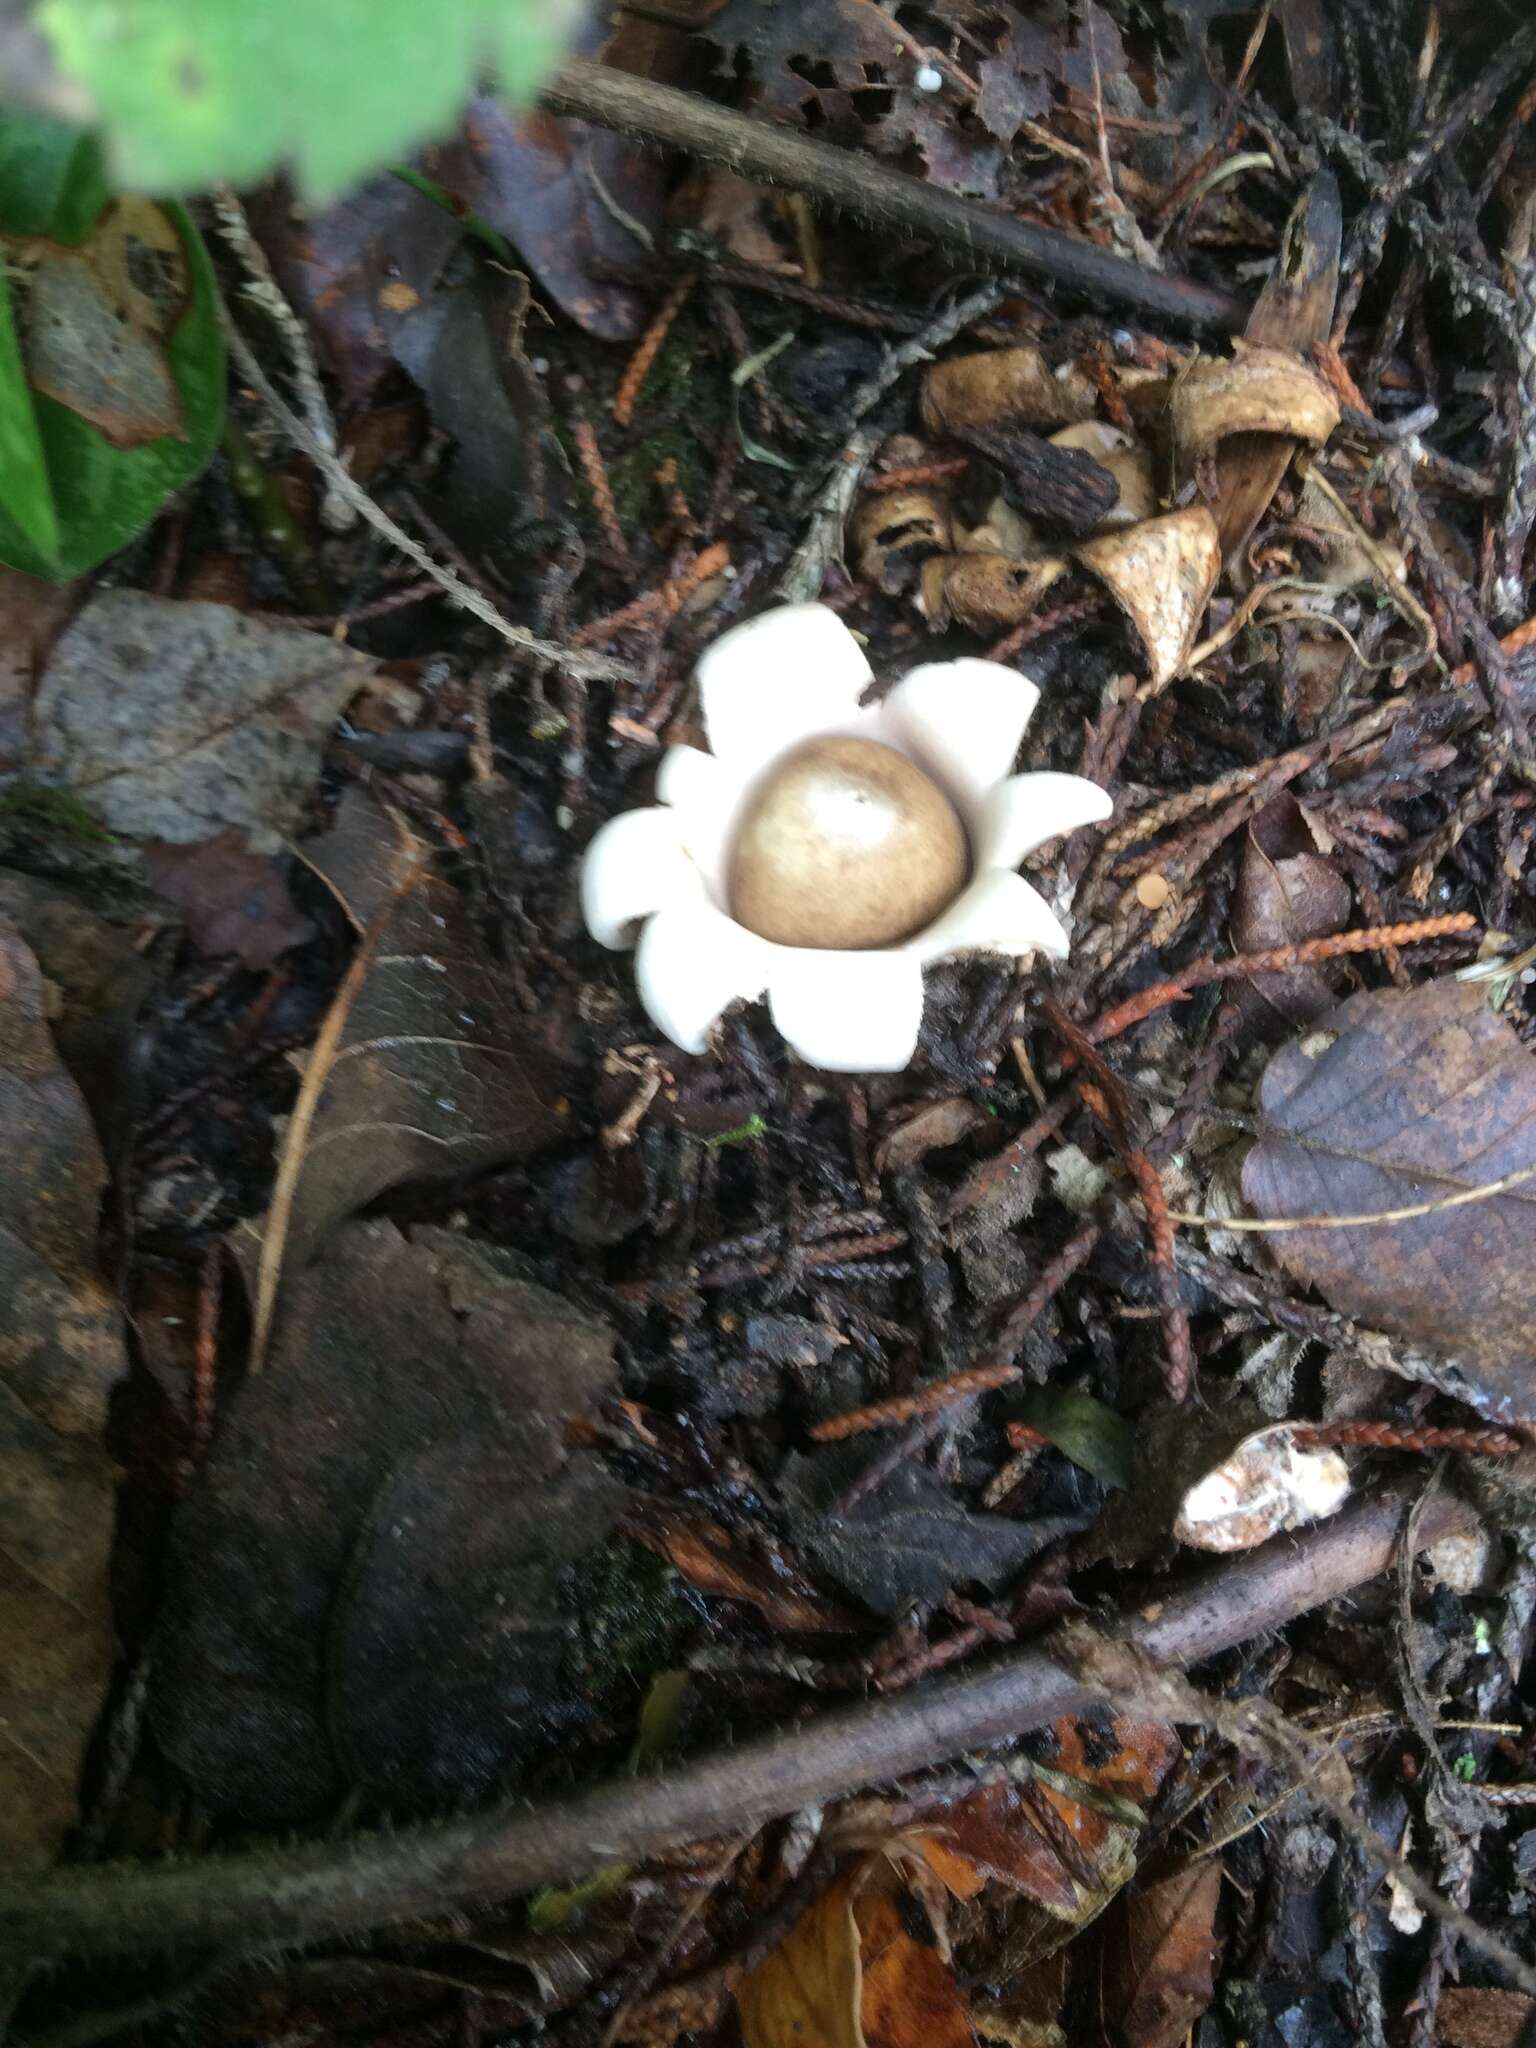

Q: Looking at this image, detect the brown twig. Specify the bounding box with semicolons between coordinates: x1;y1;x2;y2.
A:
0;1490;1471;1962
540;61;1249;334
808;1361;1020;1442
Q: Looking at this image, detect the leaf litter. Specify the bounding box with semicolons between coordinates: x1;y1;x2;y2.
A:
8;4;1536;2045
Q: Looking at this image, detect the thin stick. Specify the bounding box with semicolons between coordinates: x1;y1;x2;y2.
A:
538;62;1249;334
222;320;628;686
0;1489;1468;1963
248;820;427;1372
1170;1157;1536;1232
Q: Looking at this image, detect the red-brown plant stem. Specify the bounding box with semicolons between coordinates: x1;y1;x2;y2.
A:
863;457;971;493
575;542;731;646
570;416;631;565
809;1360;1020;1442
1083;914;1479;1046
613;274;695;428
1292;1422;1528;1457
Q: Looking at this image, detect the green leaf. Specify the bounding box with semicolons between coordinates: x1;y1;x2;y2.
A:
1013;1388;1135;1492
0;110;109;241
37;0;582;200
0;263;61;572
0;202;224;580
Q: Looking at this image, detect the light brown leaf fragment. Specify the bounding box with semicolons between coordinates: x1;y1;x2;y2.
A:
919;552;1067;631
1074;507;1220;689
0;924;124;1864
737;1868;864;2048
1242;979;1536;1414
921;349;1096;437
1174;1423;1350;1552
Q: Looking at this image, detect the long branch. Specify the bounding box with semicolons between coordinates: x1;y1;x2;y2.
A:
0;1487;1466;1964
540;59;1249;335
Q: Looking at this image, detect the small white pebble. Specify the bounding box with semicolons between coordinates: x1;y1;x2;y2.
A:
1522;967;1535;985
556;803;576;831
915;63;943;92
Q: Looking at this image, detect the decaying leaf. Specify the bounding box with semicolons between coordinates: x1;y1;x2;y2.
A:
875;1096;992;1174
0;924;125;1863
921;349;1097;438
1074;507;1220;689
237;786;569;1310
1175;170;1342;562
1231;797;1351;1023
144;829;314;969
1095;1858;1222;2048
1242;979;1536;1415
150;1220;626;1823
30;591;373;847
629;1506;861;1634
452;93;664;342
780;1443;1082;1617
920;552;1067;631
1174;1423;1350;1553
738;1857;974;2048
6;198;191;447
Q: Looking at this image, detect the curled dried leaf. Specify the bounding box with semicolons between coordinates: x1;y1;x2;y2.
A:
1172;344;1340;468
1074;507;1220;689
922;348;1096;436
918;552;1066;630
849;487;951;594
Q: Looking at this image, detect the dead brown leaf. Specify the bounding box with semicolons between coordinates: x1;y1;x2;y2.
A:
237;787;569;1354
913;1718;1180;1923
1231;796;1351;1023
144;829;314;969
629;1506;862;1633
875;1097;992;1174
0;924;124;1863
1242;979;1536;1414
1095;1858;1222;2048
738;1859;975;2048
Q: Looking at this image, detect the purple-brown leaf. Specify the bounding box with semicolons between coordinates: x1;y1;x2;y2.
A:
1242;979;1536;1413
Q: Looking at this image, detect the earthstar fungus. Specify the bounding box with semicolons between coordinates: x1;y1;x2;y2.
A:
581;603;1112;1072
